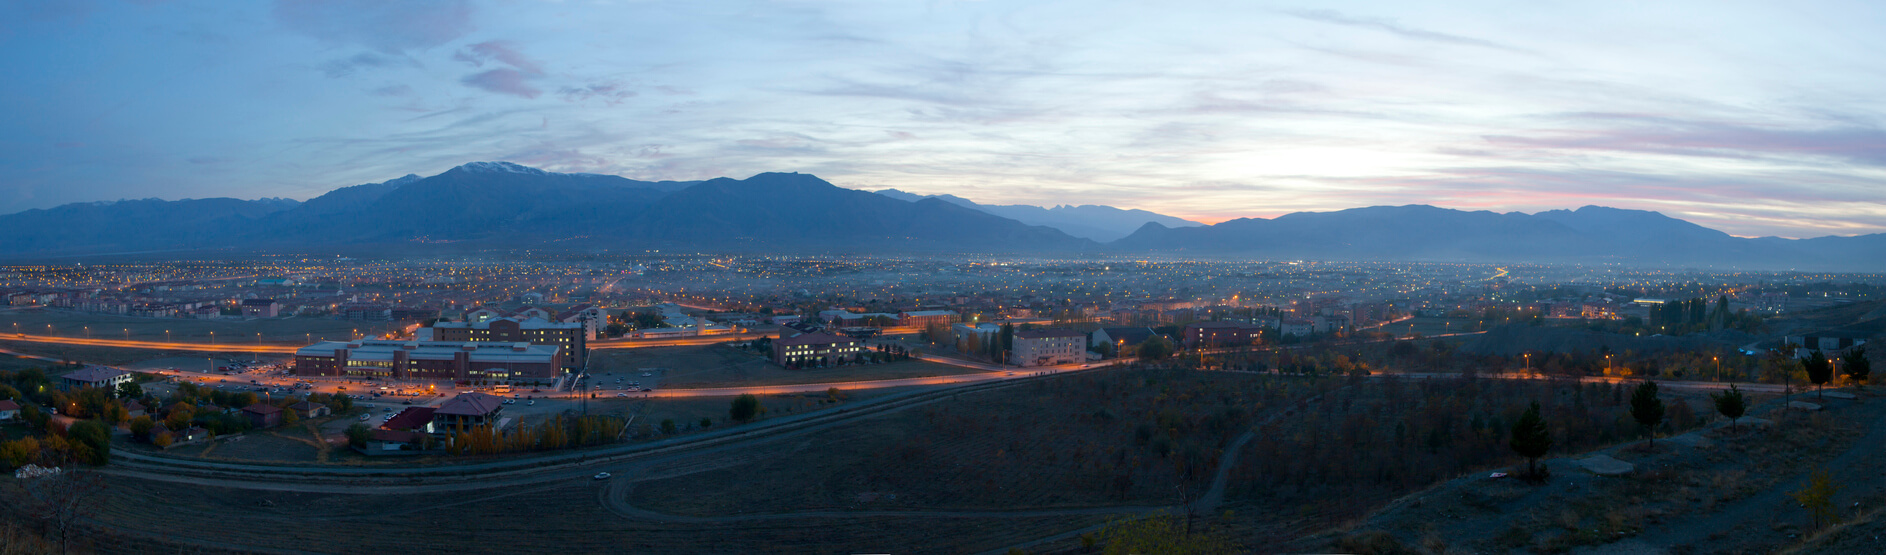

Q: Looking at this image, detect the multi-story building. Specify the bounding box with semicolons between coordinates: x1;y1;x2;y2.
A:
1011;329;1085;367
898;310;957;329
429;317;587;370
555;304;606;340
771;331;862;367
294;340;562;382
1182;321;1264;348
61;366;133;393
241;298;280;318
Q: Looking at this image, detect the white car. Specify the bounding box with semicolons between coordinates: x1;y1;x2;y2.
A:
359;414;371;421
593;472;612;480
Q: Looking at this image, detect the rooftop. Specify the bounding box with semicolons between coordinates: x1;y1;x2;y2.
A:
434;392;505;417
63;366;130;383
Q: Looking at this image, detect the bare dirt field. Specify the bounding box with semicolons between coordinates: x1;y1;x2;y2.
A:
592;343;989;389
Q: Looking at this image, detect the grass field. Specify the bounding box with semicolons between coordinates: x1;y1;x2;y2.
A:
0;306;366;344
591;344;990;389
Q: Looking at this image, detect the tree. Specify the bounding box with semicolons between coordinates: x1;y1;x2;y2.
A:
1508;401;1552;480
1803;350;1834;399
659;418;677;435
1711;384;1747;432
116;381;143;400
344;423;371;448
1139;336;1174;361
129;416;156;442
165;404;195;431
730;394;761;423
1630;381;1665;449
1843;348;1871;388
64;420;110;465
1789;468;1842;530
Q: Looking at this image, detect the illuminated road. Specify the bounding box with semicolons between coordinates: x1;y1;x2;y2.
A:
0;331;768;352
591;333;766;349
641;357;1125;398
0;333;299;353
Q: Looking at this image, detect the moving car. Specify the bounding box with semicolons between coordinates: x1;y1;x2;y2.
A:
593;472;612;480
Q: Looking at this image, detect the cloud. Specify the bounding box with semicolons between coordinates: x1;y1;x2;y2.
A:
452;40;549;99
319;52;411;78
370;84;414;97
453;40;542;74
1484;116;1886;167
273;0;473;54
558;83;635;105
1280;8;1529;53
461;69;541;99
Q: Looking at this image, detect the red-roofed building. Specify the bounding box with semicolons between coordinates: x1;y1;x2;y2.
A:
0;399;20;422
380;406;437;433
241;403;284;429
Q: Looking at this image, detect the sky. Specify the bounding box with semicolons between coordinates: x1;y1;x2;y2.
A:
3;0;1885;239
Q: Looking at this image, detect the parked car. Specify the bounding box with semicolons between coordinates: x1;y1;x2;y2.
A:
593;472;612;480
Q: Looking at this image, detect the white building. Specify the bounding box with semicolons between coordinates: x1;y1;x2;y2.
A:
1011;329;1085;367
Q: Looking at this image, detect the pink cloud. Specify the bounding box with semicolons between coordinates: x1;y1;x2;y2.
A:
455;40;542;75
461;69;541;99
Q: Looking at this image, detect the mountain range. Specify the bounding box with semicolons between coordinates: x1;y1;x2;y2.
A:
0;161;1881;270
874;189;1203;242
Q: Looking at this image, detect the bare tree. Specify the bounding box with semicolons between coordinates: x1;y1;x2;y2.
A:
12;467;105;555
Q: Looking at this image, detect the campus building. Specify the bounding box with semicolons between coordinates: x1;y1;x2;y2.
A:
1181;321;1265;348
429;317;587;370
293;340;562;382
61;366;133;393
770;331;862;367
1011;329;1086;367
897;310;957;329
241;298;280;318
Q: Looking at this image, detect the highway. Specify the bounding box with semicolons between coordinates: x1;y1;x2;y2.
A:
0;333;300;353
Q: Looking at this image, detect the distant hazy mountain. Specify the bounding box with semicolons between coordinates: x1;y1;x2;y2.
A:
616;174;1095;251
1111;204;1886;270
0;197;299;255
0;162;1092;255
2;164;1881;269
876;189;1203;242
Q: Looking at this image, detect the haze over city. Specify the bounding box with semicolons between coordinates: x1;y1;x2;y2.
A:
6;1;1886;238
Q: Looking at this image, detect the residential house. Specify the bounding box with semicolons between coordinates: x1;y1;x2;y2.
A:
241;403;284;429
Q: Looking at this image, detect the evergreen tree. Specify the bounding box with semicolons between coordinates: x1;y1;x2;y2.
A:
1630;381;1665;449
1711;384;1747;432
1803;350;1834;399
1508;401;1552;479
1843;347;1871;388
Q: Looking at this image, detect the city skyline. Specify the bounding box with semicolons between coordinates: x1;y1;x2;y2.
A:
5;1;1886;238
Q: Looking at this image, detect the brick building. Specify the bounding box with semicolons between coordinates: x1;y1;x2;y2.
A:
294;340;562;382
429;317;587;370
